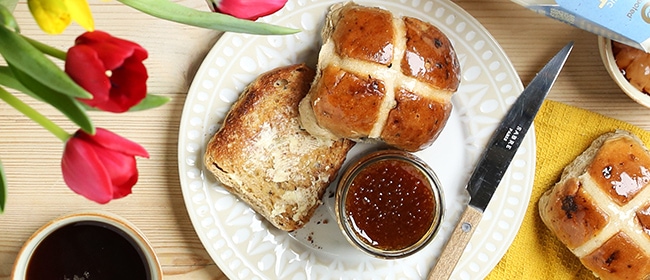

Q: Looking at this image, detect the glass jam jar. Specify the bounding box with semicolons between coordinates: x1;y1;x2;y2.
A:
335;149;444;259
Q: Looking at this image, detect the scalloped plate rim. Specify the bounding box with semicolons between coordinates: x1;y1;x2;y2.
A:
178;0;533;279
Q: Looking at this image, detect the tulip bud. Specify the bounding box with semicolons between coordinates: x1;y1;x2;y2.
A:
61;128;149;204
206;0;287;20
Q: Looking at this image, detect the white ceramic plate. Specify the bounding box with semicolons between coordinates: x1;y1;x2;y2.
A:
178;0;534;279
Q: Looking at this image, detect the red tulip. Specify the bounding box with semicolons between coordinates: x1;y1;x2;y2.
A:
207;0;287;20
65;30;148;113
61;128;149;204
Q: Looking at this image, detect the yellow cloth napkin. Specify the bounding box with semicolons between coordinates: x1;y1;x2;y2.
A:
485;99;650;279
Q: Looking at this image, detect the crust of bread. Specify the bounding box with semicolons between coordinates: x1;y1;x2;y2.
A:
204;64;355;231
539;130;650;279
299;2;460;152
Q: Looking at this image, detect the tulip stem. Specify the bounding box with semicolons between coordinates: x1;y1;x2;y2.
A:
22;35;67;60
0;87;71;142
116;0;300;35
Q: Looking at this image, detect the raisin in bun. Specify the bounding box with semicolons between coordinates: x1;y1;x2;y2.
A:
539;130;650;280
299;2;460;152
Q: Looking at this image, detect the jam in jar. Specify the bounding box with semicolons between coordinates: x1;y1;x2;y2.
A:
336;149;444;258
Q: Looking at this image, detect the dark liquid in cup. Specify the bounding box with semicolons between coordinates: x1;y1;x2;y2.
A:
26;221;150;280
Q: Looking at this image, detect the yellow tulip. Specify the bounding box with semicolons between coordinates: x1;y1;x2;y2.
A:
27;0;94;34
65;0;94;31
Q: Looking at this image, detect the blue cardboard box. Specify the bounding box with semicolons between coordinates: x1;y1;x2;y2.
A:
512;0;650;52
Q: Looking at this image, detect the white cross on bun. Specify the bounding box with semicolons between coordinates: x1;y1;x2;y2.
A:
299;2;460;152
539;130;650;279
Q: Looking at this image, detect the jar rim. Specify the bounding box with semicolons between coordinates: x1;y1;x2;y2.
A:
335;149;445;259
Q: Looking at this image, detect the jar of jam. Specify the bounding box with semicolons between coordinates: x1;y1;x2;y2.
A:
335;149;444;258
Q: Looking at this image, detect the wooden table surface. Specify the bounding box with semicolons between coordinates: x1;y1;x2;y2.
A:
1;0;648;279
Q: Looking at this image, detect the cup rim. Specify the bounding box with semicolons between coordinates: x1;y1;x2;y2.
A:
598;36;650;109
11;210;163;279
335;149;444;259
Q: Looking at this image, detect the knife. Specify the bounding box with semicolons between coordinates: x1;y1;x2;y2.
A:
427;41;574;280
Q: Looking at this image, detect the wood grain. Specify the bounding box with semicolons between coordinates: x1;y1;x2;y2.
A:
1;0;648;279
427;206;483;280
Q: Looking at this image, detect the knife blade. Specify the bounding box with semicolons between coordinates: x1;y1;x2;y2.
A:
427;41;574;280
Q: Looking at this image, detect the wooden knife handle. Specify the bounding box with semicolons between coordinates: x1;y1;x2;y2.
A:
427;206;483;280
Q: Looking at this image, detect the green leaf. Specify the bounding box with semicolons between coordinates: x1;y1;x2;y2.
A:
76;92;170;112
0;0;18;13
128;93;170;111
0;66;27;92
0;25;92;99
0;158;6;213
0;85;71;141
117;0;299;35
0;3;18;32
2;65;95;134
22;35;67;60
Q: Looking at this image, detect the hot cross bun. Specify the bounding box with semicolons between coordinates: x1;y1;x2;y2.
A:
299;2;460;152
539;130;650;280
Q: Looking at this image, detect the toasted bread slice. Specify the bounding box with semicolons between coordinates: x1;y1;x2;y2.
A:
204;64;355;231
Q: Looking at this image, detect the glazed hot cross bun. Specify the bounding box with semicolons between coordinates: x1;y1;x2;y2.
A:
539;130;650;280
299;2;460;152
